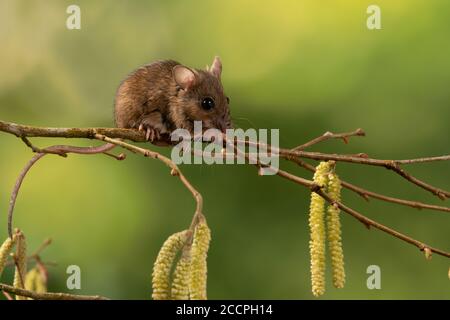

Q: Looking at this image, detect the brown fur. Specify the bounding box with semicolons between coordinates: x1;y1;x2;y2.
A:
114;58;231;138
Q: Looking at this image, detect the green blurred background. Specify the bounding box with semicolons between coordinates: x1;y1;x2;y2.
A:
0;0;449;299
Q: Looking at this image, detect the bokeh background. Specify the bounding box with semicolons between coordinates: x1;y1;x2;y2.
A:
0;0;449;299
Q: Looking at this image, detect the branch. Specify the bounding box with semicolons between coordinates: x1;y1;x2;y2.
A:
287;129;450;202
233;134;449;200
0;283;109;300
2;290;13;300
31;238;52;257
226;140;450;259
291;158;450;213
2;119;447;196
8;153;45;238
279;149;450;200
1;119;449;263
0;120;172;145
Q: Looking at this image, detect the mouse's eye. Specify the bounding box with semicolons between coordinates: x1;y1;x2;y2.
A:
226;96;230;104
201;97;215;110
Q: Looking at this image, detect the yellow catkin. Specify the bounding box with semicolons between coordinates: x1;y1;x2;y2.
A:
35;270;47;294
24;267;47;299
25;268;37;300
152;230;188;300
309;161;330;297
13;231;27;300
171;253;191;300
0;236;16;277
25;268;39;291
327;171;345;289
189;221;211;300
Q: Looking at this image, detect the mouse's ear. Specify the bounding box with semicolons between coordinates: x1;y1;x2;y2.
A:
173;65;196;90
209;56;222;79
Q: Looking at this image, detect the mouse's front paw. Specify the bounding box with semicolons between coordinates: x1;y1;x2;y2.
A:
138;123;161;141
136;113;169;142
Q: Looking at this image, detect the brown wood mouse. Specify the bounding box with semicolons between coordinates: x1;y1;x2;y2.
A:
114;56;232;141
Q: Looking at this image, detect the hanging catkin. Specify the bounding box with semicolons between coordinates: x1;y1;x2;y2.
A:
0;235;16;277
327;171;345;289
309;161;330;297
13;230;27;300
189;220;211;300
152;230;188;300
171;252;191;300
25;267;47;295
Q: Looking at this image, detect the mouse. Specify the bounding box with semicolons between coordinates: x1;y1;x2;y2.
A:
114;56;232;142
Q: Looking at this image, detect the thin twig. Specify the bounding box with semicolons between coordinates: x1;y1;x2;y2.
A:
8;153;45;238
2;290;13;300
228;134;449;200
21;137;67;157
229;134;449;200
395;155;450;164
291;157;450;213
5;258;57;268
282;149;450;167
31;238;52;258
292;128;365;151
279;149;450;200
0;283;109;300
